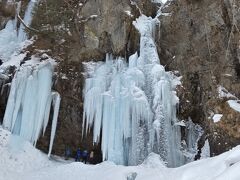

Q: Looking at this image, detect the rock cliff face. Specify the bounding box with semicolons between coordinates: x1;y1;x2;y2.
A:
0;0;240;160
159;0;240;155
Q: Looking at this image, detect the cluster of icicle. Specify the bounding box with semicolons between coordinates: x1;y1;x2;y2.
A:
1;0;61;156
83;15;187;167
3;60;60;156
83;54;153;165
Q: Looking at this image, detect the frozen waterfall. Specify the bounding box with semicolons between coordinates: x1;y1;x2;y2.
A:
0;0;60;156
82;15;191;167
0;0;38;62
3;59;60;156
18;0;38;42
83;55;153;165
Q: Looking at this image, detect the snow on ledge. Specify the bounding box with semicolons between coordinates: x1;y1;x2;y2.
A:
125;10;133;17
218;86;235;99
227;100;240;113
212;114;223;123
151;0;168;4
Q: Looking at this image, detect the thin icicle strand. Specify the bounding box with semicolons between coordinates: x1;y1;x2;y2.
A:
48;92;61;157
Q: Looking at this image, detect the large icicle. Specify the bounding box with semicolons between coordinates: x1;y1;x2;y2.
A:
3;59;60;155
48;92;61;157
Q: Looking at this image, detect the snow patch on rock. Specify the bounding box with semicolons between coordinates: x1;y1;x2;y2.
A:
217;86;236;99
212;114;223;123
227;100;240;113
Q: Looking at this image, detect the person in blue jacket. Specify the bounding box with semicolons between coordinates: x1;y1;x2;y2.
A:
75;148;81;162
82;150;88;164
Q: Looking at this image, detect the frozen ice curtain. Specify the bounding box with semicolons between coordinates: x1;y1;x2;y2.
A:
82;15;186;167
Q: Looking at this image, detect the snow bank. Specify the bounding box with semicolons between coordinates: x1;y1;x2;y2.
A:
0;126;55;180
1;127;240;180
172;146;240;180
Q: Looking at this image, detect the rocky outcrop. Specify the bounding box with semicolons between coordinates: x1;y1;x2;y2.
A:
159;0;240;155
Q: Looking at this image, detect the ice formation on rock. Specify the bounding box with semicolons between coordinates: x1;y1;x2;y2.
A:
183;119;203;162
0;0;60;156
0;0;38;62
48;92;61;157
200;139;210;159
0;2;20;62
18;0;38;42
83;15;197;167
3;59;60;156
83;55;153;165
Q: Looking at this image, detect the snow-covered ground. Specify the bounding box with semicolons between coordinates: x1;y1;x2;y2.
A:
1;126;240;180
0;126;56;180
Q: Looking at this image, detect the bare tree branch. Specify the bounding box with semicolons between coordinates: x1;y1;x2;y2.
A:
17;14;40;33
